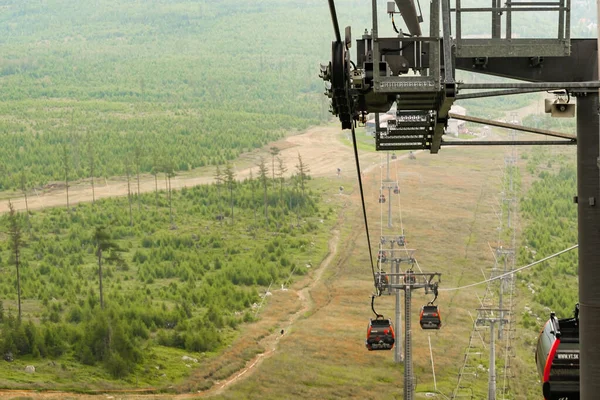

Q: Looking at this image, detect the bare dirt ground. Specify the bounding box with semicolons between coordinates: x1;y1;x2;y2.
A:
0;126;380;214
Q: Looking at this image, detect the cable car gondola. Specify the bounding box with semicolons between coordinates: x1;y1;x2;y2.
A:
535;303;579;400
420;305;442;329
391;153;397;160
366;317;395;351
393;186;400;194
366;296;395;351
404;270;416;284
420;285;442;329
375;272;389;293
379;194;386;203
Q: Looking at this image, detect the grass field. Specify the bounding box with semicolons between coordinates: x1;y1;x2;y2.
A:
207;144;544;400
0;132;568;400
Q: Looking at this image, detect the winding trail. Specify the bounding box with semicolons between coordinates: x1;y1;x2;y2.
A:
0;124;438;399
0;229;342;400
202;229;340;398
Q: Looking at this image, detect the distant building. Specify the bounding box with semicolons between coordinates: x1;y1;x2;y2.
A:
365;113;395;136
446;104;467;136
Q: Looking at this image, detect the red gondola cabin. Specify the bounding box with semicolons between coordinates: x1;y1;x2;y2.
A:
365;318;395;351
420;305;442;329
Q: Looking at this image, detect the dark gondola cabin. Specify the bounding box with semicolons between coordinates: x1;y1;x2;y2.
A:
365;318;395;351
379;194;386;203
420;305;442;329
535;305;579;400
393;186;400;194
404;272;416;284
375;272;389;289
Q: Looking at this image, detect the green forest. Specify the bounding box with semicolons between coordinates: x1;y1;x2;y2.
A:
0;0;586;191
0;161;336;389
0;0;360;190
0;0;593;396
518;147;578;321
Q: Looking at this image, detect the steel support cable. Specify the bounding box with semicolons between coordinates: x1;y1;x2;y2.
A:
453;165;508;398
394;162;415;270
380;153;384;249
414;257;424;273
503;150;519;398
327;0;342;43
391;155;414;267
441;244;578;291
350;124;378;290
377;154;384;273
454;179;510;398
394;154;405;234
453;278;497;397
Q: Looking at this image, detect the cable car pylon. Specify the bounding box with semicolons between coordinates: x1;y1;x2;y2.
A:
378;267;442;400
378;150;404;363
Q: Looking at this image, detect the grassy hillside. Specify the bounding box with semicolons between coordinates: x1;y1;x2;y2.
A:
0;0;373;190
0;0;588;190
0;170;337;390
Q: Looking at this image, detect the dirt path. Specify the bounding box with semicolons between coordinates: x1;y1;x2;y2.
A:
202;229;340;398
0;126;379;214
0;124;425;399
0;229;342;400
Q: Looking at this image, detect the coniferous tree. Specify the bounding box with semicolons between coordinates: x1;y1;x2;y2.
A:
295;153;310;199
257;157;269;227
249;170;257;224
87;136;96;206
0;162;8;191
7;201;24;320
276;157;287;205
224;163;236;224
270;146;279;187
167;164;175;226
61;142;71;214
125;160;133;227
151;165;159;209
214;165;223;223
19;169;30;230
93;226;124;309
133;139;143;212
151;150;161;209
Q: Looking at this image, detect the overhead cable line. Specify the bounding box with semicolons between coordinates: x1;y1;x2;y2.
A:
350;124;378;291
394;155;405;234
441;244;578;292
380;153;385;250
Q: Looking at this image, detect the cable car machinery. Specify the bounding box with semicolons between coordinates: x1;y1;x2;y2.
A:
321;0;600;398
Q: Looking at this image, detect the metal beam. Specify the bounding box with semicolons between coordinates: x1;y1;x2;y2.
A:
455;39;597;82
394;0;422;37
442;140;575;146
458;81;600;90
456;88;549;100
577;93;600;400
447;113;576;140
455;38;570;57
